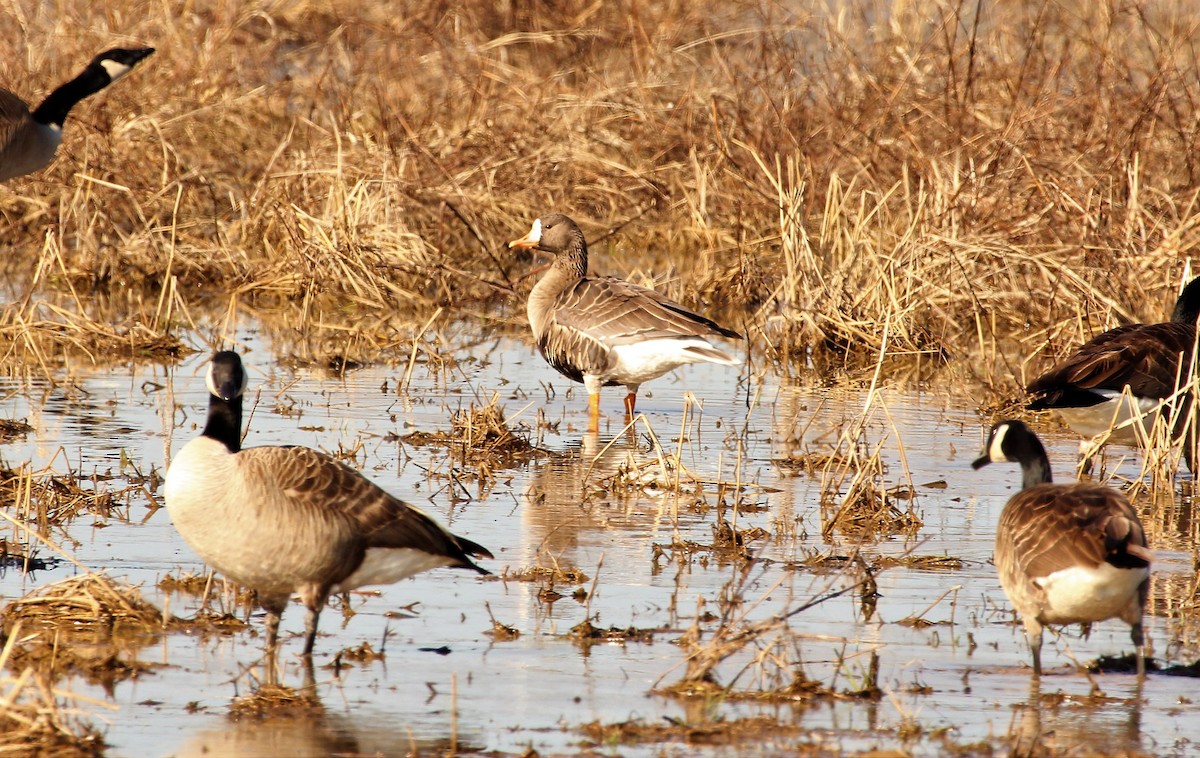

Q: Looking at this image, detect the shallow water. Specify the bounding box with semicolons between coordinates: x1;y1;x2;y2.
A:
1;330;1198;757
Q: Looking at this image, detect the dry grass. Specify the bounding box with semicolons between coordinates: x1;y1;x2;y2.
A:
0;464;132;531
403;395;542;483
0;630;106;757
0;573;168;690
0;1;1196;387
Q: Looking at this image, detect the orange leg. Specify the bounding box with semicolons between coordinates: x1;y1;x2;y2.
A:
623;392;637;419
588;392;601;432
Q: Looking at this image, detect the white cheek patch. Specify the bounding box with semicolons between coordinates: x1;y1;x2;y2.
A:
205;364;220;398
99;60;133;81
988;423;1010;462
205;363;247;400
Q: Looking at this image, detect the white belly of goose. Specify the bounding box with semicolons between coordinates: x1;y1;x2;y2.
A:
336;548;459;592
1056;391;1167;444
607;337;738;384
1033;562;1148;625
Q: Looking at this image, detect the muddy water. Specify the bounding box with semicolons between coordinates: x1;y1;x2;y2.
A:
1;332;1198;756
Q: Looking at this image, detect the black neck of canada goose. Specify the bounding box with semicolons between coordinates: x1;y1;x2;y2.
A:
972;420;1052;490
30;47;154;127
201;351;247;453
1170;276;1200;325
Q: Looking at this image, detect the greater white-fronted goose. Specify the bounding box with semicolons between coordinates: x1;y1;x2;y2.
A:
972;419;1151;677
1026;276;1200;473
0;47;154;182
163;351;492;657
508;214;742;429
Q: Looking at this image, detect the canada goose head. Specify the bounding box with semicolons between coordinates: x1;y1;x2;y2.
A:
1170;275;1200;325
206;350;248;402
90;47;155;85
28;47;154;130
972;419;1052;489
509;214;588;276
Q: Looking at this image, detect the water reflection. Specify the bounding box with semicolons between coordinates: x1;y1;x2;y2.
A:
173;691;482;758
1008;678;1144;756
521;431;642;560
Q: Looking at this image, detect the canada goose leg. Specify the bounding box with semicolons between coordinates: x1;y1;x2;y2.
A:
261;598;287;686
1025;620;1044;677
300;585;331;657
302;605;323;657
1131;621;1146;679
299;654;317;694
1077;438;1100;477
262;597;287;653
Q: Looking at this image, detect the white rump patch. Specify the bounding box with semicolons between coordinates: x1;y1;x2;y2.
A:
609;338;737;385
1034;562;1148;626
336;547;458;592
1056;392;1165;444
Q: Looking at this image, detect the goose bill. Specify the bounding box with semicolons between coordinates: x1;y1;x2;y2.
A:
508;218;542;249
508;232;538;250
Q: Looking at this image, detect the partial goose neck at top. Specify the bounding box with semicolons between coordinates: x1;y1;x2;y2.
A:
1170;276;1200;325
1014;440;1052;491
542;216;588;280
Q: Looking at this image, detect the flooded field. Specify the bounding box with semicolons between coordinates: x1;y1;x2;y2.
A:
1;329;1198;757
8;0;1200;755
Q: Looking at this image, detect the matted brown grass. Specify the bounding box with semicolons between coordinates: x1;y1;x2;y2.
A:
0;629;106;757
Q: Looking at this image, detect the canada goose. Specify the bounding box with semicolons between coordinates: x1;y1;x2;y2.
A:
1026;276;1200;472
0;47;154;182
163;351;492;657
508;214;742;429
972;419;1151;677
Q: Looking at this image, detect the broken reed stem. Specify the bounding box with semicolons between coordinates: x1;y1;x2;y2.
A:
401;307;444;394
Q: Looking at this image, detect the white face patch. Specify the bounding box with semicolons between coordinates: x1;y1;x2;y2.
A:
99;60;133;82
527;218;543;244
988;423;1010;462
205;361;247;400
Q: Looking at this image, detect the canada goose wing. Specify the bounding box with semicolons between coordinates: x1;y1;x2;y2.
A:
1000;484;1150;579
238;446;492;561
554;276;740;348
0;89;33;156
1027;323;1197;402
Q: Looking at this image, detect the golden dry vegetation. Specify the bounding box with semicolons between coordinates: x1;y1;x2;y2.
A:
0;0;1197;387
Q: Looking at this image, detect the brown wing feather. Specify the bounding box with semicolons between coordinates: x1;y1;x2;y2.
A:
998;483;1149;582
1027;323;1196;403
239;447;492;568
554;276;741;348
537;318;613;383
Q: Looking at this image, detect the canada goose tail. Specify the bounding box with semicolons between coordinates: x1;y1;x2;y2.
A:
453;534;495;574
1106;515;1153;568
683;343;741;366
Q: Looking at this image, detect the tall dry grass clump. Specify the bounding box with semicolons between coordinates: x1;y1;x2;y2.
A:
1;1;1199;383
